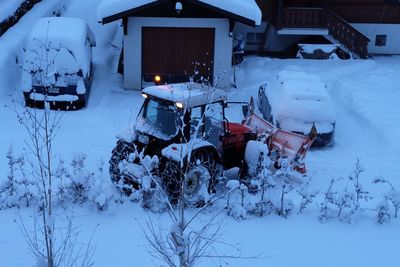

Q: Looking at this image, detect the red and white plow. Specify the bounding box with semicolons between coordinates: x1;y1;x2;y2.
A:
244;113;316;174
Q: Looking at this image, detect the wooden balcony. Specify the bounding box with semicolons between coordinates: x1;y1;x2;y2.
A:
278;7;326;29
277;7;369;58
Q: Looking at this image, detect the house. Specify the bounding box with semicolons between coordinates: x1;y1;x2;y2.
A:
97;0;261;90
235;0;400;57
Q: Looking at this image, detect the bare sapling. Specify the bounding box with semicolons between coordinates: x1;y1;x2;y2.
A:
11;20;95;267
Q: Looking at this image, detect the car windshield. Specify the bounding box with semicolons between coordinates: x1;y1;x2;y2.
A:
136;98;181;140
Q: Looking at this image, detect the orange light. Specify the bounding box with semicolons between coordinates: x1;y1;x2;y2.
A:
154;75;161;83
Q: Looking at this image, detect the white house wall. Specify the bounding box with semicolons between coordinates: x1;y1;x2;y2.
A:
124;17;232;90
351;23;400;55
234;22;304;52
234;22;267;51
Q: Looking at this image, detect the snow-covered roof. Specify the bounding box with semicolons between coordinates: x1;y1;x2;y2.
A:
97;0;262;26
265;70;336;124
142;83;227;108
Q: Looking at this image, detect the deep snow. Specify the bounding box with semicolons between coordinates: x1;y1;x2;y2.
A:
0;0;400;266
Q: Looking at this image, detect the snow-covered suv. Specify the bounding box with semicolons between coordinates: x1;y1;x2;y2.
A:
20;17;96;109
258;71;336;146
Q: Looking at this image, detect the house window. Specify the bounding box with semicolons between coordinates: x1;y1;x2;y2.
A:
246;32;263;45
375;35;387;46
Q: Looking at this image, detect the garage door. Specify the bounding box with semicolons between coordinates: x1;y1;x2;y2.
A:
142;27;215;84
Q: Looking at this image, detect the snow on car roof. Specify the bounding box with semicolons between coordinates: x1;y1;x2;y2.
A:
266;71;336;123
272;70;332;102
27;17;94;49
24;17;95;75
142;83;227;108
97;0;262;26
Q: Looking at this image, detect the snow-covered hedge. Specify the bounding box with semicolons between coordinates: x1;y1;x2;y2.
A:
225;159;400;225
1;147;399;225
0;148;118;211
0;0;42;36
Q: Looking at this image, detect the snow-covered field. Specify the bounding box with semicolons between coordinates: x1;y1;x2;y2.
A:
1;0;400;266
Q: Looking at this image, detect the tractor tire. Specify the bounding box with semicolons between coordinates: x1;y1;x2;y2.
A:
109;140;141;192
184;165;212;206
160;150;217;206
191;150;218;189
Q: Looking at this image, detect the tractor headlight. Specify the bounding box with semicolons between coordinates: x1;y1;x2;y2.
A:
141;93;148;99
175;102;184;109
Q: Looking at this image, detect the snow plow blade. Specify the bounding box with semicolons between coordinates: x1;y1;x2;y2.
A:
243;113;314;174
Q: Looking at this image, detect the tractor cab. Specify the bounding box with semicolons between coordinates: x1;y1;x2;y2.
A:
138;83;254;167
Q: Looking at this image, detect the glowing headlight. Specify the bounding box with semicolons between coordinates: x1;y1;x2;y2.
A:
175;102;184;109
141;93;148;98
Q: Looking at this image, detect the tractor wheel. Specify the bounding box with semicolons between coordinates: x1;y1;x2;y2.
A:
191;150;218;187
184;165;212;206
160;159;181;201
160;150;218;206
109;140;141;192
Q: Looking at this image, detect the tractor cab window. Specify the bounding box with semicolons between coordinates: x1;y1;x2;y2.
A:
204;102;224;147
137;98;180;140
224;102;250;123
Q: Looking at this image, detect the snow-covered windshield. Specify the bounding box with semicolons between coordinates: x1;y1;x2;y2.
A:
136;98;181;140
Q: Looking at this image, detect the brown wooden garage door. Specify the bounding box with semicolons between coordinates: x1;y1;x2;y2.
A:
142;27;215;84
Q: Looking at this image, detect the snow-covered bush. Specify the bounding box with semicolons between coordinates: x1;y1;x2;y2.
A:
373;178;400;224
297;176;318;214
226;180;247;220
275;159;295;218
56;155;116;211
61;154;93;204
376;199;392;224
1;149;117;212
246;143;276;217
0;147;36;209
319;160;372;223
87;159;117;211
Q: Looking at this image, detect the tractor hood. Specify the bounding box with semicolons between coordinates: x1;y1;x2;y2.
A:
142;83;227;109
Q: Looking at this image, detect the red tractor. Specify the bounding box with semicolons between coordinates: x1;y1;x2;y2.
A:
109;83;315;198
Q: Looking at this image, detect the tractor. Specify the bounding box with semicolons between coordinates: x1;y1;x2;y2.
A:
109;83;315;199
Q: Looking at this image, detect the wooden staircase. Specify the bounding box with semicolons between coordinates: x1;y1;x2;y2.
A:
276;7;370;58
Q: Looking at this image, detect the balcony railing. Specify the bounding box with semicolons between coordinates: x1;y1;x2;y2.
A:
277;7;369;58
278;7;326;29
326;10;369;58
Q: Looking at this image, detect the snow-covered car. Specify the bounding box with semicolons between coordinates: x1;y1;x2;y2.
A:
296;43;351;60
258;71;336;146
20;17;96;109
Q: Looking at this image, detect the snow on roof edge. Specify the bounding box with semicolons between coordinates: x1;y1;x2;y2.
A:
97;0;262;26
